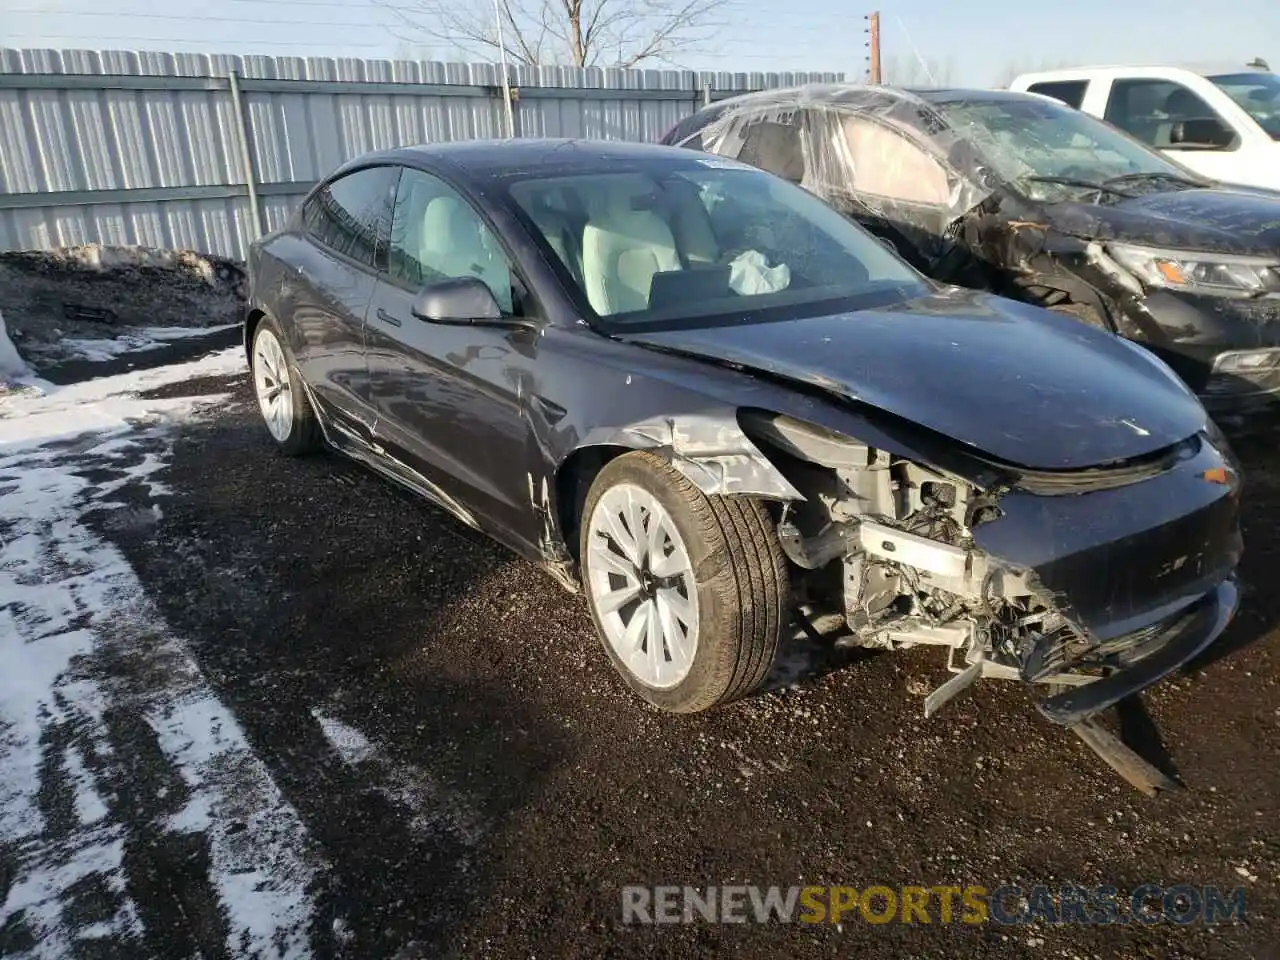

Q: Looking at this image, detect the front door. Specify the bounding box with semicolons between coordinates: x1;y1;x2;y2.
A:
365;166;542;545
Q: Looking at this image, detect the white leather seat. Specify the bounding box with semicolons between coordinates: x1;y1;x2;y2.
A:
670;202;719;266
581;191;682;315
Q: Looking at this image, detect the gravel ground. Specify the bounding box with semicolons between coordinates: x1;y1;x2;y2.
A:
5;362;1273;959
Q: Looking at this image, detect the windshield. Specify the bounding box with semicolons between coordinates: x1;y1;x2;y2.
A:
504;162;927;330
1209;72;1280;139
934;96;1195;200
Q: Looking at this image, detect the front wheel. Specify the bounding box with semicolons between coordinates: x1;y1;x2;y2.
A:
579;451;790;713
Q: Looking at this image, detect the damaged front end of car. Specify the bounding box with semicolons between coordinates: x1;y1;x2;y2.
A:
734;409;1243;750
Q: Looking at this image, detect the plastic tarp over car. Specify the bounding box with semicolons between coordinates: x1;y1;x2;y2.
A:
673;84;996;253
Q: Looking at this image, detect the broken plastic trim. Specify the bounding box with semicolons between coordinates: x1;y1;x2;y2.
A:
979;434;1203;496
1037;577;1238;725
738;409;872;470
611;414;805;500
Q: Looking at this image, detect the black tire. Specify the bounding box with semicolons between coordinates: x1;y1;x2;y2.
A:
579;450;790;713
250;315;322;456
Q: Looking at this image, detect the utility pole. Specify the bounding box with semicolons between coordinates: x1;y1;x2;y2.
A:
864;11;882;84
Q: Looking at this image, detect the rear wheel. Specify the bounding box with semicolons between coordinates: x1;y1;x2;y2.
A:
579;451;789;713
251;317;321;455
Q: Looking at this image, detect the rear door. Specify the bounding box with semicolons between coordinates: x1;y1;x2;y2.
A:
365;165;543;543
283;165;398;438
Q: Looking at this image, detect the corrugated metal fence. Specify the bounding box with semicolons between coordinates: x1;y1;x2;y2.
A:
0;48;842;260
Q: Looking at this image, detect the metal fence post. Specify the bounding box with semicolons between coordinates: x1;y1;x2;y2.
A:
227;70;264;242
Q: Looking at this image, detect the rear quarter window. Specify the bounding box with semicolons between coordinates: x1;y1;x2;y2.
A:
662;112;713;147
300;166;398;268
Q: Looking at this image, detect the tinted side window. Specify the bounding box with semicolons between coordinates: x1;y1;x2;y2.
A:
662;112;710;148
1027;80;1088;108
1104;79;1229;149
387;167;516;313
302;166;397;267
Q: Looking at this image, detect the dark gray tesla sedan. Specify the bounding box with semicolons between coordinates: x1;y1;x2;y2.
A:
244;138;1242;750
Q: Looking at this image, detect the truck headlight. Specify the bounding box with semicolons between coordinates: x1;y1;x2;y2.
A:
1108;242;1280;296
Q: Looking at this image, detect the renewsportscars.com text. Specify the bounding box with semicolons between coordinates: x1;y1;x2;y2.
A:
621;884;1247;926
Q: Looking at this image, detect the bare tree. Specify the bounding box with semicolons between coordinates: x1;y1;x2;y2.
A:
993;58;1073;88
378;0;727;69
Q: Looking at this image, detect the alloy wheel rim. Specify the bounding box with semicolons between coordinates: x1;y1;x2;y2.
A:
253;329;294;442
585;483;699;689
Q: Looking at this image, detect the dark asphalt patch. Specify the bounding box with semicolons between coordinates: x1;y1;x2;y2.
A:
81;375;1280;959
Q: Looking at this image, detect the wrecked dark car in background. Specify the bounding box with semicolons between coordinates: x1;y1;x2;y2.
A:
662;85;1280;424
245;139;1242;792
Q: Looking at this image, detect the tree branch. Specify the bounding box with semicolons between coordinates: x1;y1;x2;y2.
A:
377;0;727;68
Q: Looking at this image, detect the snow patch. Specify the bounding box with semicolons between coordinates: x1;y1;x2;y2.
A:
1;829;141;948
312;707;484;847
0;360;319;958
64;743;110;826
313;710;377;766
0;346;244;448
53;323;240;363
0;308;31;381
50;244;224;277
152;692;317;959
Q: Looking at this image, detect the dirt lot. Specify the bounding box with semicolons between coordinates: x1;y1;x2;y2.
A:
3;347;1277;958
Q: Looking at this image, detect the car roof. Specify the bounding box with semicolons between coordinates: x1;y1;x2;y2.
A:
702;82;1047;113
344;138;705;181
910;87;1048;105
1011;63;1268;83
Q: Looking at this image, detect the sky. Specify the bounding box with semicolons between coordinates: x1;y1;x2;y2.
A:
1;0;1276;87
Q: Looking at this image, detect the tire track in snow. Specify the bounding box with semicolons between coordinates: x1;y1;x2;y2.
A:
0;361;325;958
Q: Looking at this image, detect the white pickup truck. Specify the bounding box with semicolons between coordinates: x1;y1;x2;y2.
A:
1008;64;1280;191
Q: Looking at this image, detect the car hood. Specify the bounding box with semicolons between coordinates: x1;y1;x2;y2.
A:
617;288;1208;470
1046;184;1280;257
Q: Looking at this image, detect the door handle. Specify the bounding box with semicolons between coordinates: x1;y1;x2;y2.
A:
375;307;402;327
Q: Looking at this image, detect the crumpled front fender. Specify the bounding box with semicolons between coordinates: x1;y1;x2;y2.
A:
584;414;805;500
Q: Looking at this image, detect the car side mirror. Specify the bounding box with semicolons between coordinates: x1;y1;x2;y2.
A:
1170;117;1236;149
411;276;505;325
